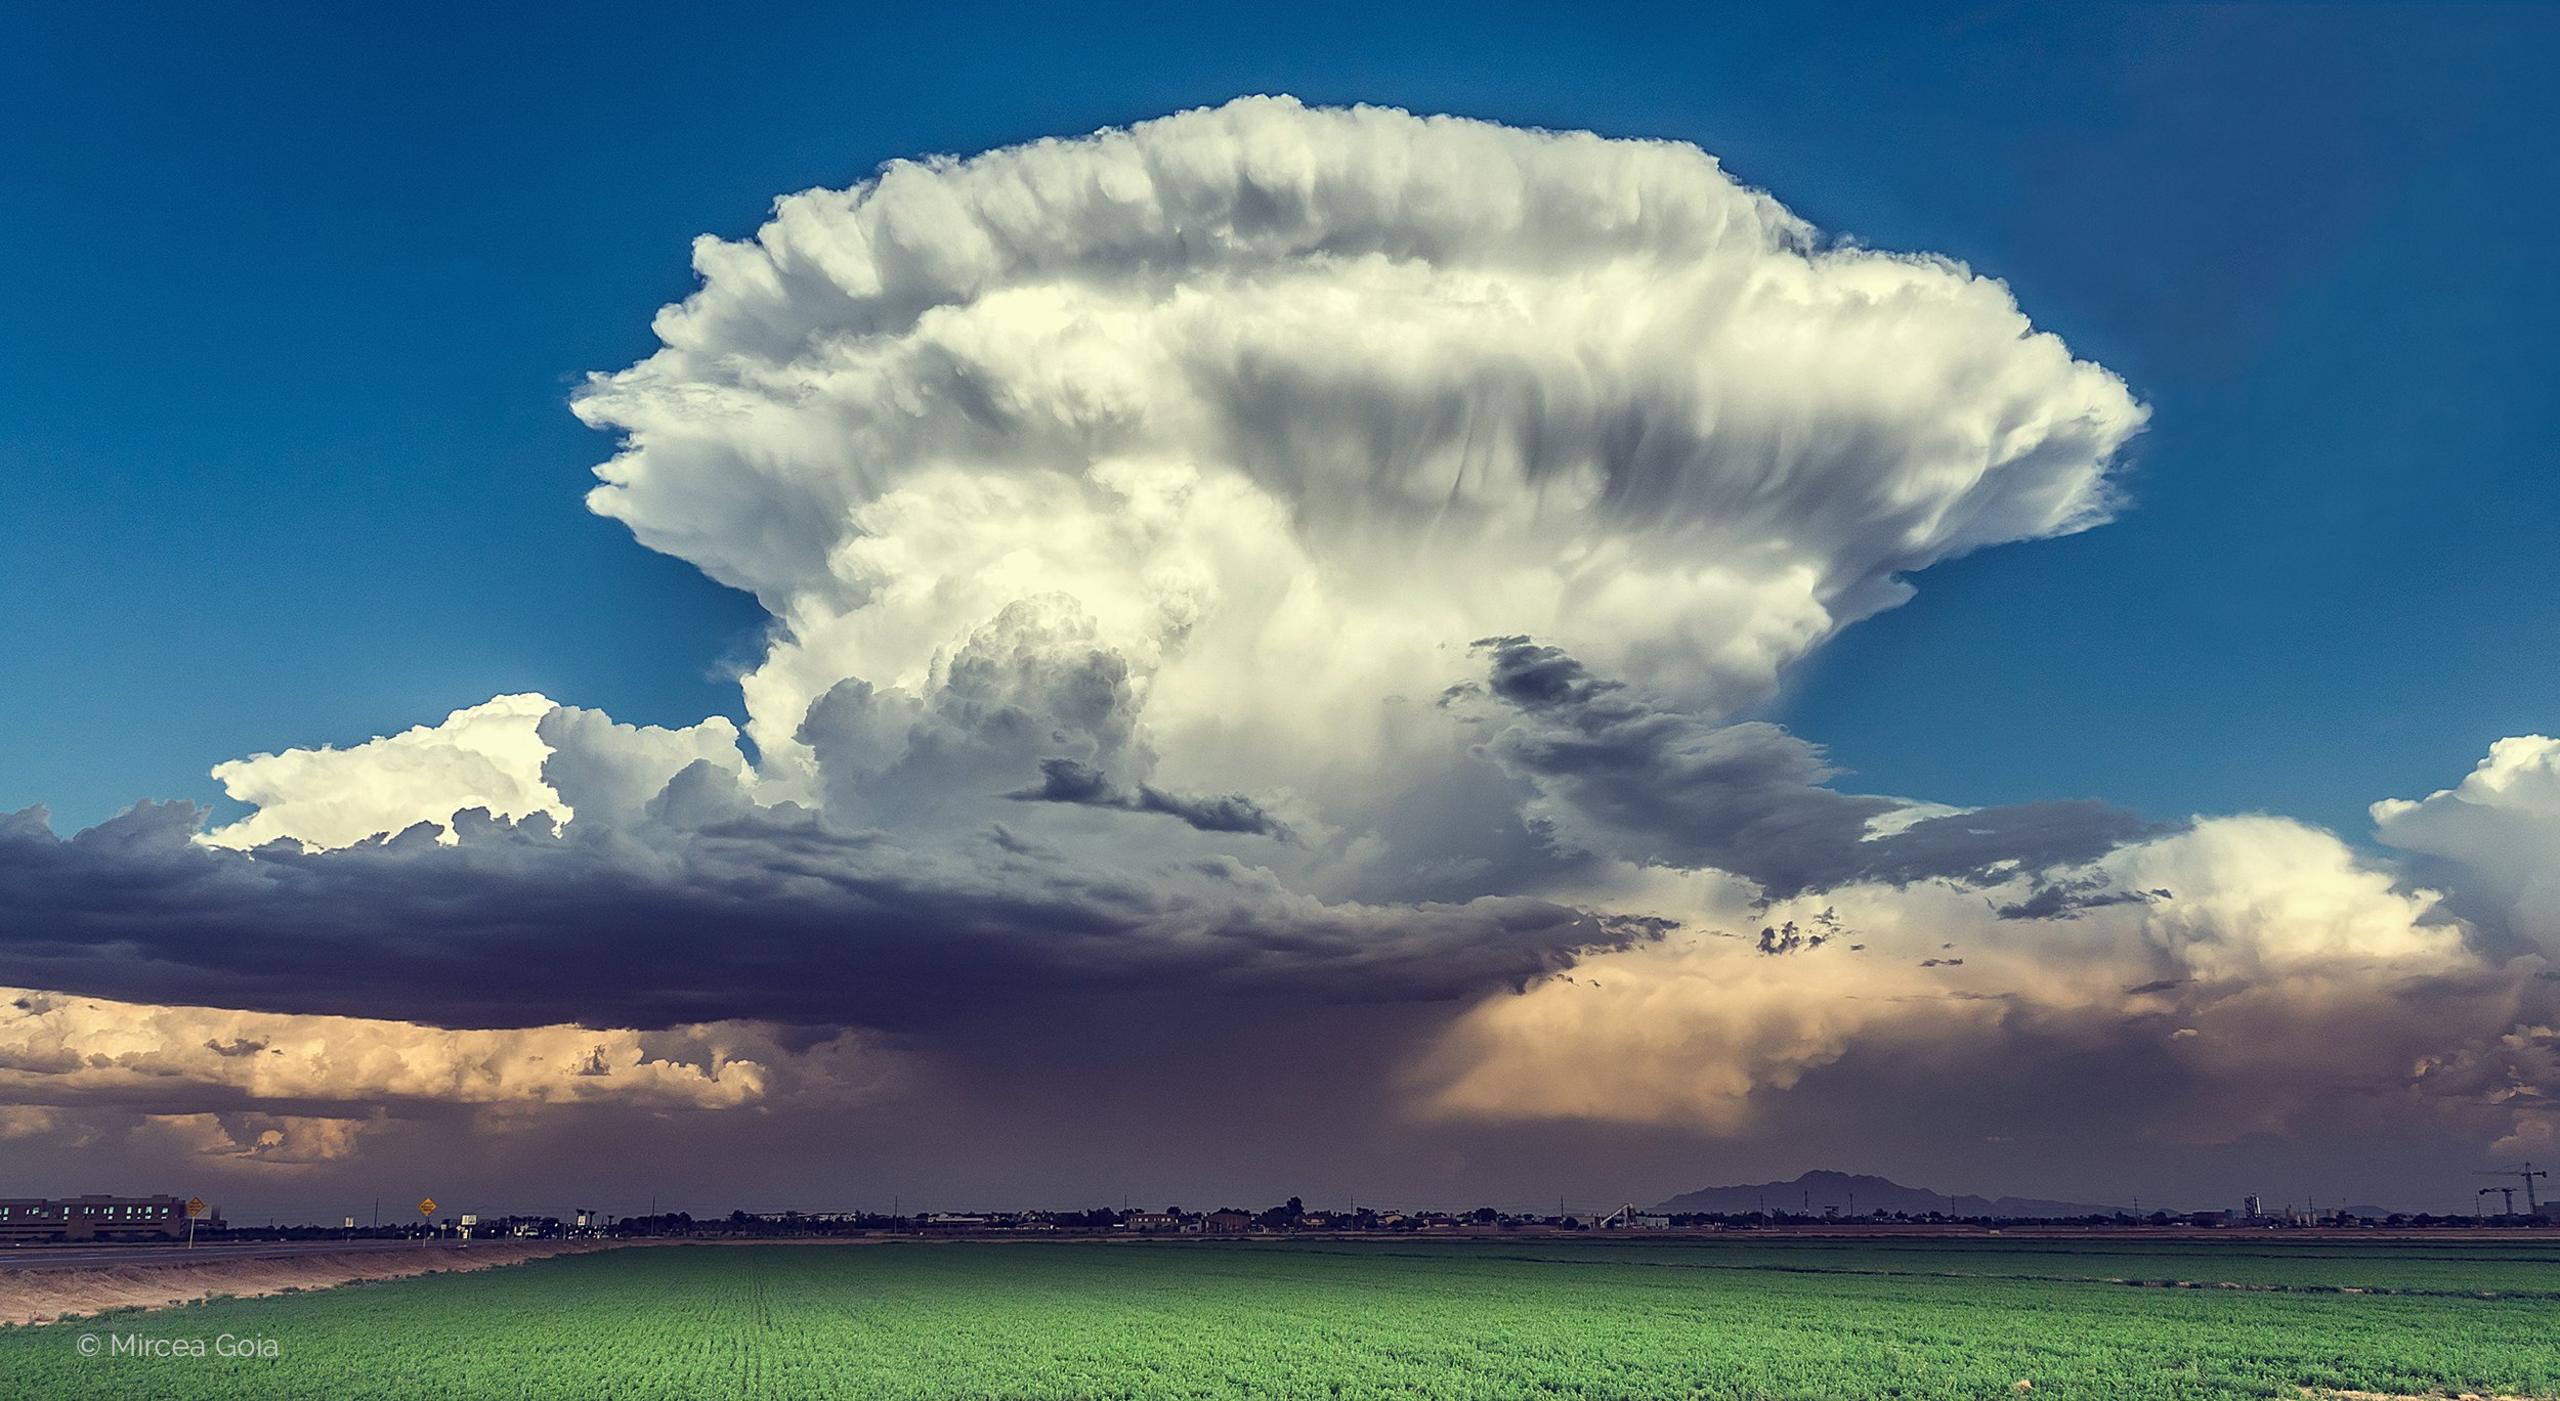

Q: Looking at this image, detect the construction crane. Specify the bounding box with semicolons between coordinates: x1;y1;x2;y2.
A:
2480;1186;2516;1218
2478;1163;2551;1215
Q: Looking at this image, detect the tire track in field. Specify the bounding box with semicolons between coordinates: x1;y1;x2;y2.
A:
1258;1246;2560;1302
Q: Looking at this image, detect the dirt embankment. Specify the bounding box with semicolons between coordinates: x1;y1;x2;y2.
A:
0;1241;618;1327
2306;1389;2560;1401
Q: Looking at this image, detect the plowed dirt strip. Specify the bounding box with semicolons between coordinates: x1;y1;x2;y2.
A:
0;1241;621;1326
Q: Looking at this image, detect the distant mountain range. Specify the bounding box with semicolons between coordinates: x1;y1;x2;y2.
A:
1655;1170;2127;1219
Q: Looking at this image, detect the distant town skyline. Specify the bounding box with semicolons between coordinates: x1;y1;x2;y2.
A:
4;6;2558;1222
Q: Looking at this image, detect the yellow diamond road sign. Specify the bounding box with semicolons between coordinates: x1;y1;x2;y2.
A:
418;1197;437;1218
185;1197;206;1218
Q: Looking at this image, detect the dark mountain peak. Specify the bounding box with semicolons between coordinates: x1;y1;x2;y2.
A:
1792;1170;1900;1189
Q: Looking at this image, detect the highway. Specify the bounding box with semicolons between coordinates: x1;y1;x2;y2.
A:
0;1238;478;1271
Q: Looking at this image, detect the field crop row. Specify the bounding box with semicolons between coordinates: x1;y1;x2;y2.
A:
3;1239;2556;1398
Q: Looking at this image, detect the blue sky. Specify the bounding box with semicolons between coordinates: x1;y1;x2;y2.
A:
5;1;2552;838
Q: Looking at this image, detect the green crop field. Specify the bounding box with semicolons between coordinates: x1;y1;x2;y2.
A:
6;1237;2560;1399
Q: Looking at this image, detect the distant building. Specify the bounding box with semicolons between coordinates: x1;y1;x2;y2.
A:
1203;1211;1252;1234
1599;1205;1673;1231
1126;1211;1181;1233
0;1195;193;1242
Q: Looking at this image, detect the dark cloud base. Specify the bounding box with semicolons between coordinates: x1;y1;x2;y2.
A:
0;796;1633;1033
1462;636;2167;900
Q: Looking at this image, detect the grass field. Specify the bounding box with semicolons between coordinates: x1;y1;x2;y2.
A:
5;1237;2560;1399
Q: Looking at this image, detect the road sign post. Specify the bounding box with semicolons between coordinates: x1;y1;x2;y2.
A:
185;1196;206;1249
418;1197;437;1237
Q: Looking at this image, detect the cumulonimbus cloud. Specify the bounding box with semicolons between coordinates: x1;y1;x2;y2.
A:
5;98;2554;1186
573;95;2148;832
6;97;2156;1022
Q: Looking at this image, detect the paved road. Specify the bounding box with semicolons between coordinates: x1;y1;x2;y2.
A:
0;1239;478;1271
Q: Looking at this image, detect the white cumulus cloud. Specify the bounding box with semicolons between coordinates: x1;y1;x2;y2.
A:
2375;735;2560;949
204;694;563;849
1420;814;2520;1141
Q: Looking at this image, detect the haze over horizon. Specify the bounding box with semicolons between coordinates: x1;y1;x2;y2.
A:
4;7;2557;1224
